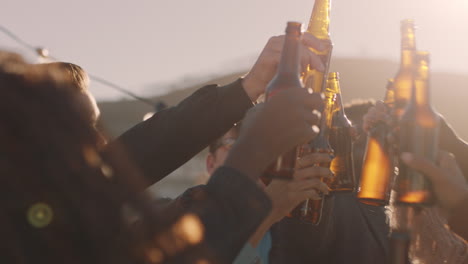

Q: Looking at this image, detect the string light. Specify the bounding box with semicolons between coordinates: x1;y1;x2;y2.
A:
0;25;156;108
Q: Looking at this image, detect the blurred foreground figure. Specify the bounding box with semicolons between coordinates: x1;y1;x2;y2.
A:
0;26;329;263
0;46;324;263
363;101;468;263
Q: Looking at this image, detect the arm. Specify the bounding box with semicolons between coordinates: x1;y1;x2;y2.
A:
106;79;253;189
105;33;329;191
400;151;468;241
143;166;272;264
439;116;468;179
363;103;468;179
158;87;325;263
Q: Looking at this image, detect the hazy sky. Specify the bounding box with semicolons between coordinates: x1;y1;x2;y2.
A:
2;0;468;100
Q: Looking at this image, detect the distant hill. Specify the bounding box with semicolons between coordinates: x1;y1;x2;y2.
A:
97;57;468;198
99;57;468;140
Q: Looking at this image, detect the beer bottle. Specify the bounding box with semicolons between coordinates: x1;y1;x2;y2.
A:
289;78;335;224
264;21;303;179
302;0;332;93
393;19;417;118
327;72;355;192
357;79;395;206
395;51;440;206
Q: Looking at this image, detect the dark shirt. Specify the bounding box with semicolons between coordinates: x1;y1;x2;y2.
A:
269;194;388;264
269;117;468;264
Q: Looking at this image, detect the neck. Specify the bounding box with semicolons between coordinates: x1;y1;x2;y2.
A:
413;76;430;108
400;49;414;69
277;32;300;75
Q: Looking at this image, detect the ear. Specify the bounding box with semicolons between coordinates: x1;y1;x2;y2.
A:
206;153;216;176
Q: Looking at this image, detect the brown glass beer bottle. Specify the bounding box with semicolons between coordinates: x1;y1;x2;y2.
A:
327;72;355;192
394;51;440;206
264;22;303;179
357;79;395;206
393;19;417;118
302;0;332;93
289;77;335;224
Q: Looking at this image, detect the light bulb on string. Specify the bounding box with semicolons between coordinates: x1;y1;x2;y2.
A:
143;111;155;121
35;47;54;64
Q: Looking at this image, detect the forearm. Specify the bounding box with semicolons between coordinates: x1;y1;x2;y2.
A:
107;79;253;189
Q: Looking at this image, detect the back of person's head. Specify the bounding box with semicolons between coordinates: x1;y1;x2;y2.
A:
0;53;137;264
0;51;26;67
34;62;101;130
0;52;217;264
1;51;235;264
37;62;90;92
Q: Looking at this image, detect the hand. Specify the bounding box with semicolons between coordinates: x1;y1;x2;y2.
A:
247;152;332;246
400;151;468;214
266;152;332;222
242;33;331;101
362;100;391;133
224;88;324;180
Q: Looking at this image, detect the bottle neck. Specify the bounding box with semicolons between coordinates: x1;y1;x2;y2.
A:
277;32;301;76
411;62;431;108
400;21;416;50
326;75;349;126
307;0;331;40
333;93;350;124
400;20;416;69
400;49;414;70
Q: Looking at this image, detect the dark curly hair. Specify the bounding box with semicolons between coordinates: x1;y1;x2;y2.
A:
0;52;155;264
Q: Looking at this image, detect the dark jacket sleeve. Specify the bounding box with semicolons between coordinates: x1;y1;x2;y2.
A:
448;194;468;242
163;166;272;264
105;79;253;190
